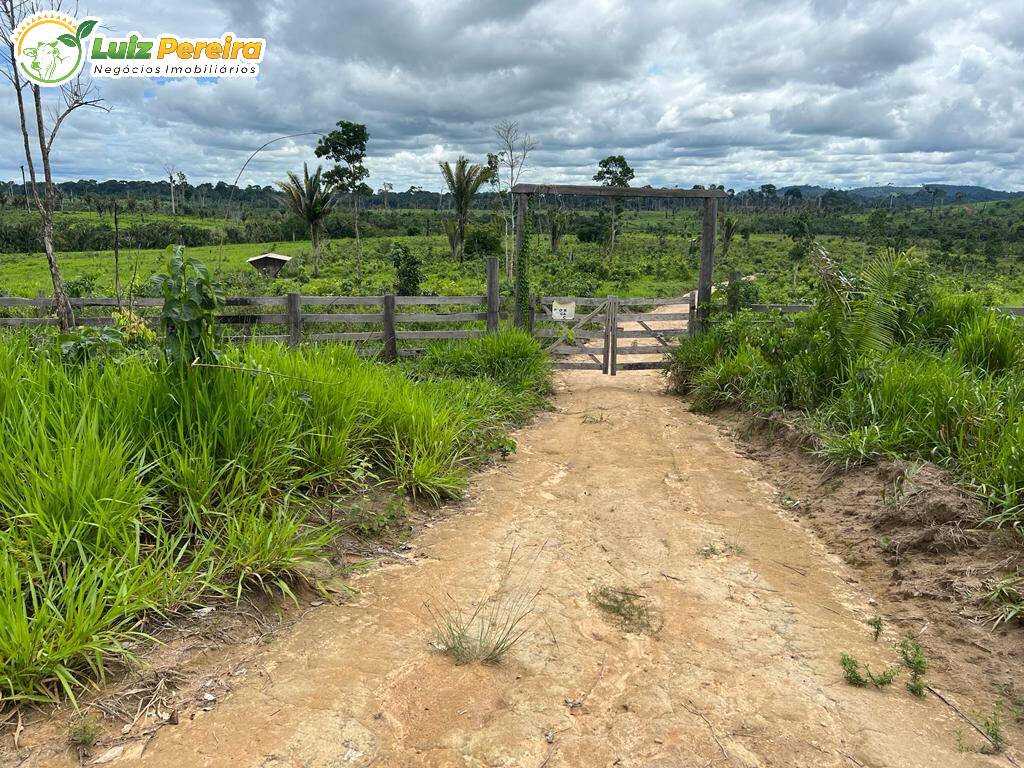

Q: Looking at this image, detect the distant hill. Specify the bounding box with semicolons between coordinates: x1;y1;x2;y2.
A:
778;184;1021;206
846;186;920;199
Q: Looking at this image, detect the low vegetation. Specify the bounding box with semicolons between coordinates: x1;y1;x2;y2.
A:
0;272;551;705
897;639;928;697
427;590;536;665
667;247;1024;621
589;586;663;635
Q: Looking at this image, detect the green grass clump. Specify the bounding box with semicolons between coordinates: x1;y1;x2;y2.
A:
982;702;1005;754
953;310;1022;375
428;591;536;665
417;327;553;398
667;249;1024;528
589;586;663;635
0;329;548;705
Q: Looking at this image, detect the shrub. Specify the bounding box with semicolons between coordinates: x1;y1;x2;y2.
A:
154;248;224;364
391;242;422;296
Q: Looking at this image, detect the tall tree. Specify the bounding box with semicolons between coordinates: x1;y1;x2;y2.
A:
315;121;370;287
593;155;634;254
275;164;335;277
438;156;495;263
493;121;537;277
1;1;105;330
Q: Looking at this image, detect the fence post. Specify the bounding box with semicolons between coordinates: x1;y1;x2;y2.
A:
382;294;398;361
527;294;536;334
486;256;499;333
609;295;618;377
287;292;302;346
513;192;528;327
602;295;613;374
695;195;718;334
688;290;697;338
728;269;740;316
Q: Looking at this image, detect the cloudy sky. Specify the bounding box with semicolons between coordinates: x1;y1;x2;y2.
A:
2;0;1023;192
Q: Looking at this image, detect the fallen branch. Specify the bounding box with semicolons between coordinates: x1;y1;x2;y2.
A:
680;699;729;762
926;686;1021;767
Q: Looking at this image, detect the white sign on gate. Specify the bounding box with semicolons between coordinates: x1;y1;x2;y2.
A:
551;300;576;321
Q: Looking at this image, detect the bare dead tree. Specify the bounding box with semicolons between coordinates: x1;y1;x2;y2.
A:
1;0;108;330
493;120;537;278
163;163;178;216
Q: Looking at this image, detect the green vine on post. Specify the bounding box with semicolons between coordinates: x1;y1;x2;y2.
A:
515;195;532;327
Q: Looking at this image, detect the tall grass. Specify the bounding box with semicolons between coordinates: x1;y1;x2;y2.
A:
0;329;549;705
666;251;1024;521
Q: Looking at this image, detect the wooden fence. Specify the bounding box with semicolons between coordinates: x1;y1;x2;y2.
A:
0;257;512;359
0;292;506;359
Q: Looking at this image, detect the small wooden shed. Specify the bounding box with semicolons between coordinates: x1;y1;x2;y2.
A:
246;252;291;277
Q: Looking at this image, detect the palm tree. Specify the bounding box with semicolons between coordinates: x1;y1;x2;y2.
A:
275;163;335;277
439;156;495;263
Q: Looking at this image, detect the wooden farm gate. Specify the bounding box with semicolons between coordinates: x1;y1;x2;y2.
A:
534;294;693;374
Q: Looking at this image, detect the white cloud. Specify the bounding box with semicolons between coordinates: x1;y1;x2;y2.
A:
1;0;1021;191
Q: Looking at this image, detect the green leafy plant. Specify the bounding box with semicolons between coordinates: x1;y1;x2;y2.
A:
867;616;883;642
112;307;157;346
68;714;101;747
897;639;928;697
840;653;897;688
57;326;126;365
985;575;1023;626
391;242;421;296
515;195;532;324
154;247;224;364
981;702;1005;754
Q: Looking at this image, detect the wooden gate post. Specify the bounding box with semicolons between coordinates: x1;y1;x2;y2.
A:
695;196;718;334
602;295;614;374
609;296;618;377
688;290;697;338
287;292;302;346
528;294;536;334
382;294;398;361
513;192;528;327
486;256;500;333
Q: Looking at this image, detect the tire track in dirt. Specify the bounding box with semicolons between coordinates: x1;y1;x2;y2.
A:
112;369;1011;768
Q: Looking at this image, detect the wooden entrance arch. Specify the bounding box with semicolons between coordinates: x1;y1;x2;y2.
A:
510;183;726;334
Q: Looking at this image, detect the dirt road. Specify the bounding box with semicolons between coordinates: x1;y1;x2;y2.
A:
113;369;1006;768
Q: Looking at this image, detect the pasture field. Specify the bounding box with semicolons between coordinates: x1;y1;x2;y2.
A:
1;199;1022;303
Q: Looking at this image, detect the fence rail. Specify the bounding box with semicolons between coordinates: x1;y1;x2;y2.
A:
0;290;506;360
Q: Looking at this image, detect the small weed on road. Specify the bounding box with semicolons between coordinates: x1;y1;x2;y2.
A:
428;591;536;664
897;639;928;697
840;653;897;688
590;586;663;635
